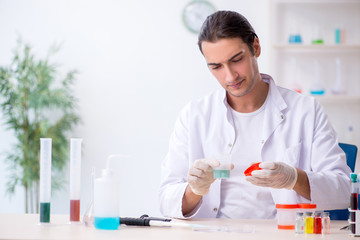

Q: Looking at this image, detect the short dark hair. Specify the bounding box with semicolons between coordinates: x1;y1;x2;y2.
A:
198;11;258;55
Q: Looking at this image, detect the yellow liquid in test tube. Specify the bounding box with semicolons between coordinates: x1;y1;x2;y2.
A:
304;213;314;234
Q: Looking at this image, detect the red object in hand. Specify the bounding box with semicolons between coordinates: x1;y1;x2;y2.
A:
244;162;262;176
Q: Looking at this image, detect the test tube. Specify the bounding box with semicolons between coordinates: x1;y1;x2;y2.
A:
350;173;358;234
39;138;52;223
304;212;314;234
322;212;330;234
295;212;304;234
69;138;83;222
313;211;322;234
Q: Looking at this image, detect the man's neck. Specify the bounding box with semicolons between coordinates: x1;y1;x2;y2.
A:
227;80;269;113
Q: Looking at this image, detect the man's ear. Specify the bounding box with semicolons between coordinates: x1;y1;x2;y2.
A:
253;37;261;58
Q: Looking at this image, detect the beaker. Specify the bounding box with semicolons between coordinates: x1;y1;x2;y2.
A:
212;154;231;179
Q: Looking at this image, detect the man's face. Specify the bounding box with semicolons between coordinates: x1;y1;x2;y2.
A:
201;37;260;98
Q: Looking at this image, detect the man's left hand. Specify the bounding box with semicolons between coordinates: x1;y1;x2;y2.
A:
245;162;298;190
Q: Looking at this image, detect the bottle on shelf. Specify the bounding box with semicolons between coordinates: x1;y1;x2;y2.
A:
310;60;325;96
335;28;341;44
331;58;346;95
311;25;324;45
341;28;346;44
289;57;302;93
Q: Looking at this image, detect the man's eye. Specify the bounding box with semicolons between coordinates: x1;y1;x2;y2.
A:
211;65;221;70
233;57;243;62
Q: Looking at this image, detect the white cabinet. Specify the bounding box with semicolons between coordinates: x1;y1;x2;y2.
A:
270;0;360;167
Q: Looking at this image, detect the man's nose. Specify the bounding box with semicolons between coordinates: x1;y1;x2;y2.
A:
224;65;238;83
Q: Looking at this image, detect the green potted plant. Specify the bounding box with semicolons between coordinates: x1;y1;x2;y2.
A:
0;39;81;213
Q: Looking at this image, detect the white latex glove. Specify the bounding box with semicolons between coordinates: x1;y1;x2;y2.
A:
187;158;220;196
245;162;298;190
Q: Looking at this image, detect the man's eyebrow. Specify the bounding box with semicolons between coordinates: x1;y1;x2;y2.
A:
228;50;245;61
207;50;245;66
207;62;221;67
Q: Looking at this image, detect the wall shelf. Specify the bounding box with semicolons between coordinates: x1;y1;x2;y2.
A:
274;0;360;4
273;44;360;52
314;95;360;104
271;0;360;148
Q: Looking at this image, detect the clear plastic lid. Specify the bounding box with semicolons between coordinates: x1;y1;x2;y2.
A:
298;203;317;209
275;204;298;209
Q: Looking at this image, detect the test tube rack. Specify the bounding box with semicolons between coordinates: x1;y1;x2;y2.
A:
349;209;360;236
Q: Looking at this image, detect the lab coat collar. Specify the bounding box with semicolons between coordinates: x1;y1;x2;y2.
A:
261;73;288;145
218;73;288;146
261;73;287;112
219;73;288;113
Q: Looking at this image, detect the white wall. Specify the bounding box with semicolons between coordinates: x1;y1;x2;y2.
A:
0;0;271;217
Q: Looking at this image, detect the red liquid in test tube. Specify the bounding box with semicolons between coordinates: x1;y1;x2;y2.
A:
313;212;322;234
70;199;81;222
350;174;358;234
351;193;358;210
69;138;83;222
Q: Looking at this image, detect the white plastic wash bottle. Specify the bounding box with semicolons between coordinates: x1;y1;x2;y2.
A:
94;155;120;230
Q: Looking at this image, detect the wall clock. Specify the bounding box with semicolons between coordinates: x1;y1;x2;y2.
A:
182;0;216;34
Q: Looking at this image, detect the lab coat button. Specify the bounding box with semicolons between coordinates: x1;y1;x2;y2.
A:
281;115;284;119
228;143;232;147
261;140;265;144
213;208;218;212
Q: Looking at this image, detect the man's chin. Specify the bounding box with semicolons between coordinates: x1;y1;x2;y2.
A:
227;89;247;98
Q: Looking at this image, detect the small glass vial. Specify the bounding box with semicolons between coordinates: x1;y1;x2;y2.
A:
322;212;330;234
305;212;314;234
295;212;304;234
314;211;322;234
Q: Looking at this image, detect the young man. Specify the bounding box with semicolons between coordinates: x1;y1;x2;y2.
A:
159;11;351;219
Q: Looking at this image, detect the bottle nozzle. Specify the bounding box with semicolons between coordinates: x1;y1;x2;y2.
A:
102;154;130;176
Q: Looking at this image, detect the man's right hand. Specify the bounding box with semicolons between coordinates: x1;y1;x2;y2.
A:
187;158;220;196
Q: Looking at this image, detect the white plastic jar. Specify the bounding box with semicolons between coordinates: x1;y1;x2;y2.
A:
276;204;298;230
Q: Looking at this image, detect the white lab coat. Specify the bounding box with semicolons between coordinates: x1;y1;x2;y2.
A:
159;74;351;219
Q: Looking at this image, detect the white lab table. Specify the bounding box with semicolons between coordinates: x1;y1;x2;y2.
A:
0;214;353;240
